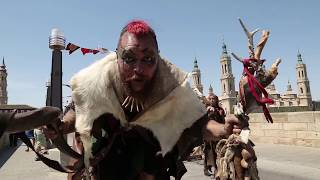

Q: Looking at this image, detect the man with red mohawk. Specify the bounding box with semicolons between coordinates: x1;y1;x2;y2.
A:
47;20;242;180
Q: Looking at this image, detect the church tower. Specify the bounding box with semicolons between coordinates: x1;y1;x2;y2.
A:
220;43;236;114
296;51;312;107
0;57;8;104
192;57;203;93
208;84;214;96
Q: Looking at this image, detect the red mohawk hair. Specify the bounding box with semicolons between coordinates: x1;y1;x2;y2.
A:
126;20;152;36
119;19;158;49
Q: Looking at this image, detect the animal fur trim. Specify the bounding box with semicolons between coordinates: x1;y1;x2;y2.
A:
70;52;206;166
132;78;206;154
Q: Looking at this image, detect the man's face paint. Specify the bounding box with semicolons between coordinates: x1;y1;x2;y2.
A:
117;32;159;94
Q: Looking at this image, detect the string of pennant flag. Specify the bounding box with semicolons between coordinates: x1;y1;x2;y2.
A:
65;42;110;55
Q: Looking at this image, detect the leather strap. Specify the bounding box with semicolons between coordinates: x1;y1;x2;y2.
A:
17;132;83;173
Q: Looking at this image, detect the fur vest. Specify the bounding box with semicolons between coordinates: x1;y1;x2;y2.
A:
70;52;206;167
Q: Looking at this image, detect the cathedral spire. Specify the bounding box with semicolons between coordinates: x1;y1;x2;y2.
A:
287;80;292;91
208;84;214;96
297;50;303;64
191;57;203;93
1;57;5;67
222;42;227;54
193;57;198;69
0;56;8;104
0;57;6;71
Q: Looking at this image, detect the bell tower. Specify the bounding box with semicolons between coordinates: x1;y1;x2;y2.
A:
220;43;236;114
0;57;8;104
296;51;312;107
192;57;203;93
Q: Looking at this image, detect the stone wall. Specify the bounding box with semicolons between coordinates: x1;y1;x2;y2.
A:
249;111;320;148
251;106;312;113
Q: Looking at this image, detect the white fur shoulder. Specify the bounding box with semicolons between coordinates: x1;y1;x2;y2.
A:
70;52;126;135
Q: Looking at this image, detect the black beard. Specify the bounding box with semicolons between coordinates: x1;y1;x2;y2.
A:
121;80;152;100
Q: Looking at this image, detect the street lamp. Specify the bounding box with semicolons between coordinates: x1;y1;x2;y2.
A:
49;28;65;110
48;32;80;163
45;78;51;106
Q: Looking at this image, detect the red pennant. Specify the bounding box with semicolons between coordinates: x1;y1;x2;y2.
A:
81;48;100;55
66;43;80;55
81;48;90;55
92;50;99;54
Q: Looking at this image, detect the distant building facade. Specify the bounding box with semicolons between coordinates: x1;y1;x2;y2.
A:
0;104;36;113
265;52;312;109
191;46;313;114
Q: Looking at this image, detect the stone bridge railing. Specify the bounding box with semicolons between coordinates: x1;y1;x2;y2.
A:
249;111;320;148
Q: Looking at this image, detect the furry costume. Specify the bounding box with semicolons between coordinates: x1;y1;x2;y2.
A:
70;52;207;173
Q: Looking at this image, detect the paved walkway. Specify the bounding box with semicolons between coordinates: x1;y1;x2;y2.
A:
0;143;66;180
183;143;320;180
255;143;320;180
0;143;320;180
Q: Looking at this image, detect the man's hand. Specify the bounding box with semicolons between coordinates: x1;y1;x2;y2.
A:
206;115;242;138
224;114;242;135
42;123;63;139
43;109;76;139
206;106;215;113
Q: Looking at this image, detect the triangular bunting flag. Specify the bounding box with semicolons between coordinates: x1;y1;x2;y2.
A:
97;48;109;54
65;43;80;55
65;42;109;56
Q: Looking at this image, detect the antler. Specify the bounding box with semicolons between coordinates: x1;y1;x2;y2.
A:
254;30;270;60
238;18;259;58
231;52;244;63
232;18;271;68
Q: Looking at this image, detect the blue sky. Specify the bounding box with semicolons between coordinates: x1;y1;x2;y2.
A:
0;0;319;108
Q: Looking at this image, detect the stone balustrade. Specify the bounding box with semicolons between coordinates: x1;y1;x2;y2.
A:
249;111;320;148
